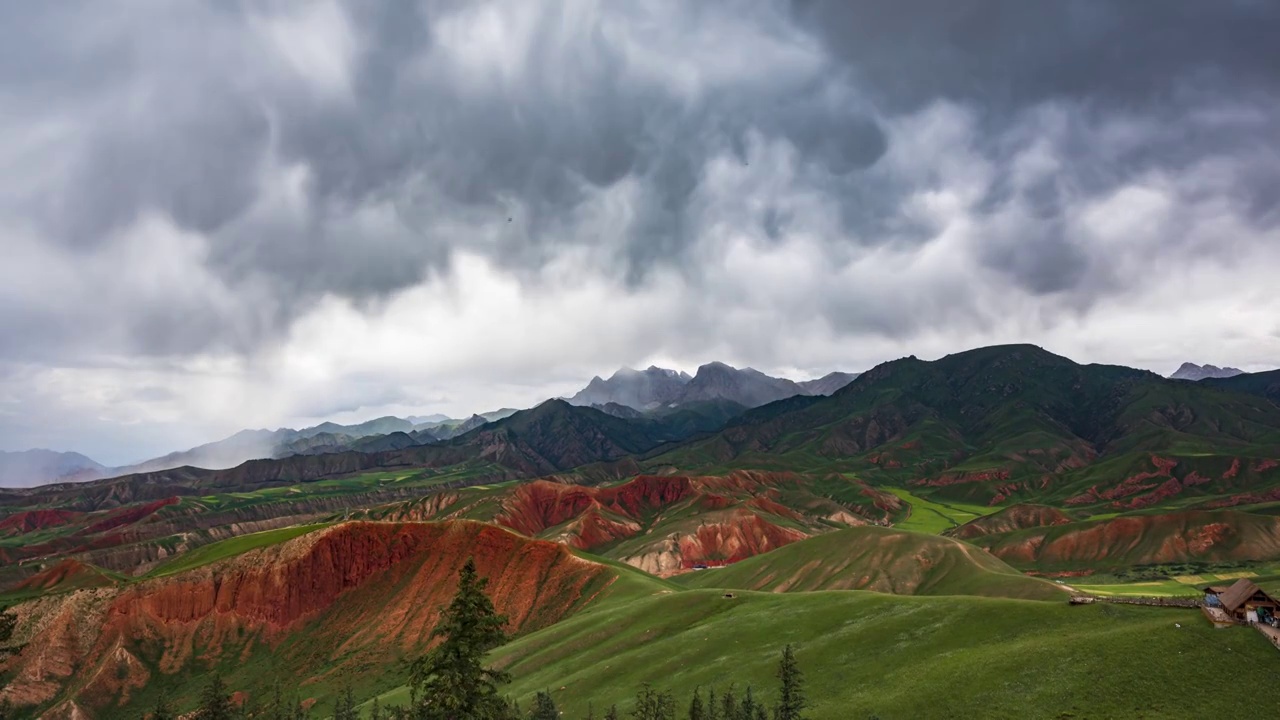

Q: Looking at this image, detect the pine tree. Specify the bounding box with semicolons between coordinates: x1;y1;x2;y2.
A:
739;686;757;720
631;684;675;720
704;688;719;720
292;693;311;720
719;686;736;720
334;685;358;720
687;687;705;720
604;705;620;720
529;690;558;720
194;674;236;720
150;690;176;720
774;645;806;720
585;702;595;720
370;696;385;720
409;558;513;720
263;681;287;720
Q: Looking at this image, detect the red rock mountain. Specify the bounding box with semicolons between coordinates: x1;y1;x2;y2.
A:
0;521;617;717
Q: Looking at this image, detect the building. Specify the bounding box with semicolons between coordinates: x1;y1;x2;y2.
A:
1203;579;1279;625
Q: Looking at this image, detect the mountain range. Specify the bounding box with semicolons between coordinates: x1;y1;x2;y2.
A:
5;343;1280;717
1;363;858;489
567;362;858;409
0;449;107;488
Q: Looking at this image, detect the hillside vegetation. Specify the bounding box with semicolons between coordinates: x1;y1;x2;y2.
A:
674;526;1065;600
362;589;1280;719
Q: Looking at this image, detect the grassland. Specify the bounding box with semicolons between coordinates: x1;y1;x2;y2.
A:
364;588;1279;719
146;523;331;577
881;486;998;534
674;526;1064;600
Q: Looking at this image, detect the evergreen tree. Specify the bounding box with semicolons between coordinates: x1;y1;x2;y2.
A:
408;558;513;720
773;645;806;720
739;687;757;720
292;694;311;720
630;684;674;720
687;687;705;720
0;700;13;720
529;690;558;720
194;674;236;720
370;696;385;720
262;681;287;720
585;702;595;720
704;688;719;720
719;687;736;720
604;705;620;720
334;686;359;720
150;690;176;720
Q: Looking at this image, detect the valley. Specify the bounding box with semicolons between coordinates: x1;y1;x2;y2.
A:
3;345;1280;718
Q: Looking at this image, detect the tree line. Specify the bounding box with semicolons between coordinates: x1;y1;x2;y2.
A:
156;560;808;720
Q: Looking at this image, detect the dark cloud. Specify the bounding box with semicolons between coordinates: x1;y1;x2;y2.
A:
789;0;1280;112
2;0;1279;460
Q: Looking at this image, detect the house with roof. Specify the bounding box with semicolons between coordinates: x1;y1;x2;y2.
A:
1203;579;1279;626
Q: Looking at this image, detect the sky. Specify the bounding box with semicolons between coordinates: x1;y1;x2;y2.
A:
2;0;1279;465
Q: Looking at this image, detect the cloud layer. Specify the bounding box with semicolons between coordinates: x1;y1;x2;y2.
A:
2;0;1278;463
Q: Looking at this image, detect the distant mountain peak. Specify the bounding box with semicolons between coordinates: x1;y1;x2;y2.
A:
1170;362;1244;381
568;365;692;409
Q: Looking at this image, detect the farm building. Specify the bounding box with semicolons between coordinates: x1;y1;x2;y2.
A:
1203;579;1279;625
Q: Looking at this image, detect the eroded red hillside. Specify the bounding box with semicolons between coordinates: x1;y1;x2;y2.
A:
372;472;888;577
973;510;1280;570
0;521;615;715
0;509;82;536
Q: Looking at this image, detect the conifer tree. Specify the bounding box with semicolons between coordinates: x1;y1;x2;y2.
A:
409;558;513;720
631;684;674;720
292;693;311;720
530;692;553;720
719;686;736;720
687;687;705;720
263;681;287;720
739;686;757;720
369;696;385;720
604;705;620;720
704;688;719;720
585;702;595;720
194;674;236;720
150;690;176;720
334;686;358;720
773;645;806;720
529;690;558;720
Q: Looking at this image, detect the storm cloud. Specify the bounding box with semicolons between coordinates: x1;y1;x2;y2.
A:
1;0;1278;463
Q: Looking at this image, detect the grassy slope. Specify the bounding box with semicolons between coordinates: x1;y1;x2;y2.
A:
672;526;1064;600
880;486;997;533
145;522;333;577
369;589;1279;720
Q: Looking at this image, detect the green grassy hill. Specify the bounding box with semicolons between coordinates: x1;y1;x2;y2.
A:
646;345;1280;509
367;588;1279;719
673;526;1065;600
